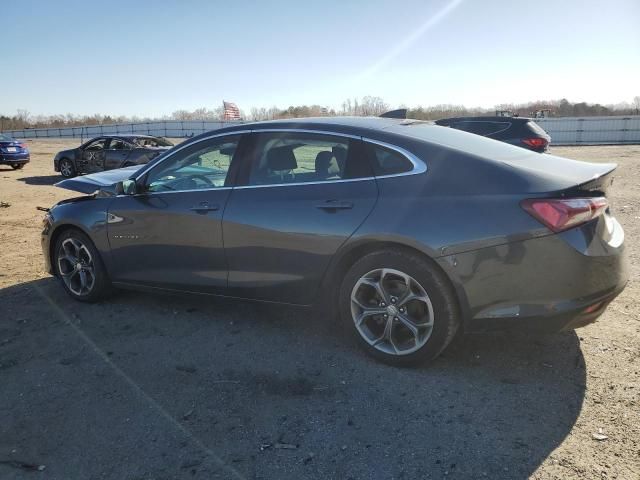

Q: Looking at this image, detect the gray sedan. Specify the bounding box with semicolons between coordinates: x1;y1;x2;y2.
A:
54;135;173;178
41;117;627;366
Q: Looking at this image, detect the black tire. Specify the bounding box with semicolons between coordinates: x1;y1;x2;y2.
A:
53;229;112;302
11;163;25;170
59;158;76;178
339;249;460;367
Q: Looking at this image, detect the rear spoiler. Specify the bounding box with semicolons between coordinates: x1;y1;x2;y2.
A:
379;109;407;119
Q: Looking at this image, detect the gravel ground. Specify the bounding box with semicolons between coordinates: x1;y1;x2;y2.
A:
0;140;638;480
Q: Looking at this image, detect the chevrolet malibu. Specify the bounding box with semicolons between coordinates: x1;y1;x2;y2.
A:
41;117;628;365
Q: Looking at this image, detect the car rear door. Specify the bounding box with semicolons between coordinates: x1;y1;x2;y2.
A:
106;133;246;293
104;138;132;170
222;130;378;304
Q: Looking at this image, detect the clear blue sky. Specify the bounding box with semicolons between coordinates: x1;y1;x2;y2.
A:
1;0;638;117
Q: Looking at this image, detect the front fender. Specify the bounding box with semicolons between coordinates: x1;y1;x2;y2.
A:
45;196;115;276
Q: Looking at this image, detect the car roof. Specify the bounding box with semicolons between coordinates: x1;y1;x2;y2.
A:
195;116;433;139
100;134;160;139
244;116;422;130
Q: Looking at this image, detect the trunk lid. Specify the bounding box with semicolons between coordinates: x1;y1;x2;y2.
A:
55;165;143;194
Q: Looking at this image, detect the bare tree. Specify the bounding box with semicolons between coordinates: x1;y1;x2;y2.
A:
633;96;640;115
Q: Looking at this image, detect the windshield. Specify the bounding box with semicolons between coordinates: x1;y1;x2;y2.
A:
0;134;16;142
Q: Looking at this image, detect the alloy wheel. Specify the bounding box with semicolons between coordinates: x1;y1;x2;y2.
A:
60;160;73;177
57;237;96;296
350;268;434;356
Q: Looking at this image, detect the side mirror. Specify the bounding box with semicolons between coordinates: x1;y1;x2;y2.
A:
116;179;137;195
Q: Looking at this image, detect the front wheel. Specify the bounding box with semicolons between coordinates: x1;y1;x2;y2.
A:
339;250;460;366
59;158;76;178
54;229;112;302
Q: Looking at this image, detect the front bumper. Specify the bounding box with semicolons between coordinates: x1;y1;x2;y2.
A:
41;213;54;274
438;217;628;333
0;153;29;165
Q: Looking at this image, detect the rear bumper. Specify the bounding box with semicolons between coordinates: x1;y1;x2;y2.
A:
438;217;628;334
462;282;625;333
0;153;29;164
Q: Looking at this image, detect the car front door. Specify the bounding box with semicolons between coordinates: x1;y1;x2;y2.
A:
222;131;378;304
106;133;245;293
104;138;133;170
81;138;108;172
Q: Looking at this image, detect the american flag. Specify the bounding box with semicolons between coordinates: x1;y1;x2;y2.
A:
223;101;241;120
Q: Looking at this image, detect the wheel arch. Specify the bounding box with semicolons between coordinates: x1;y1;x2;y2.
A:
48;223;94;274
320;238;471;322
58;156;77;173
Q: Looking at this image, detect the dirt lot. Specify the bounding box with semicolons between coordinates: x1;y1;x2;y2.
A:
0;140;638;480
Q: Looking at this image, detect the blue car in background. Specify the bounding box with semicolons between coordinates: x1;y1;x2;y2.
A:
0;133;30;169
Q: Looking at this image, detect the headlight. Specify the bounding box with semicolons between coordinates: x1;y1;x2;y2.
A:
42;212;53;232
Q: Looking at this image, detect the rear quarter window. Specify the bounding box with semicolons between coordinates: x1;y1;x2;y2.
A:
368;143;414;176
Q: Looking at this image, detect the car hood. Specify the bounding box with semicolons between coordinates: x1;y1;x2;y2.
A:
55;148;77;159
55;165;143;194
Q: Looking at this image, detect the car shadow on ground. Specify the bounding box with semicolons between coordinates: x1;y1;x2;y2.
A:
0;278;586;480
16;174;61;185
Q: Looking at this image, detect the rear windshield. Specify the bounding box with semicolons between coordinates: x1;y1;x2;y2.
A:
449;121;510;137
527;121;548;136
0;134;15;142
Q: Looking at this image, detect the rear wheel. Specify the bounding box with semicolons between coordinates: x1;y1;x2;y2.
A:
339;249;460;366
59;158;76;178
11;163;24;170
54;229;111;302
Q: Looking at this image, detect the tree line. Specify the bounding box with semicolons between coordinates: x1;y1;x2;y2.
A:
2;96;639;131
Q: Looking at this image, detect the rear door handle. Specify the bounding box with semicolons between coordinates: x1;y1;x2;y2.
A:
190;202;220;213
314;200;354;210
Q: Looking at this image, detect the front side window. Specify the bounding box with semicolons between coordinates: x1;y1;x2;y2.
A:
144;135;240;193
246;132;369;186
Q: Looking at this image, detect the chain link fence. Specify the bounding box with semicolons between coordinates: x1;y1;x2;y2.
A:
0;120;241;140
534;116;640;145
1;116;639;145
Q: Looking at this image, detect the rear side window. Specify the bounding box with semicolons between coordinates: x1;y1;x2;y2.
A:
245;132;372;186
367;143;413;176
108;139;131;150
451;121;510;136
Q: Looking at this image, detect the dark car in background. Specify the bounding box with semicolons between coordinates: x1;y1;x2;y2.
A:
435;116;551;152
54;135;173;178
0;133;30;169
42;117;626;366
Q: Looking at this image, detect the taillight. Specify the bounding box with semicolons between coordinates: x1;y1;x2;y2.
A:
521;197;608;232
522;137;548;148
18;143;27;149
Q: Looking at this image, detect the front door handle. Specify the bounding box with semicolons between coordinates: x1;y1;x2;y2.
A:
314;200;354;211
190;202;220;213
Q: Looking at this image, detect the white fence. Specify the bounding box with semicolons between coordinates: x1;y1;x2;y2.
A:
534;116;640;145
2;116;640;145
0;120;241;140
